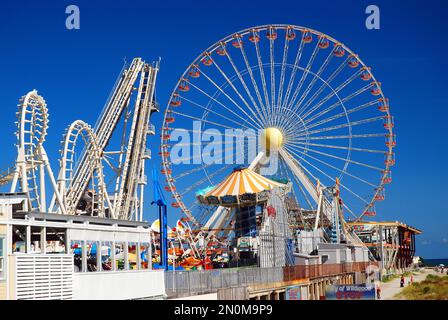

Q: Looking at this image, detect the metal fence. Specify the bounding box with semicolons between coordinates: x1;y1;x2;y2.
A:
165;262;378;297
165;267;283;296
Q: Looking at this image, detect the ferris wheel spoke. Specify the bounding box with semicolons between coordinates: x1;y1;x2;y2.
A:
180;164;233;197
236;39;271;123
297;68;363;122
300;82;375;125
174;163;214;180
253;34;273;123
295;56;350;118
166;128;257;140
207;60;267;128
276;36;291;119
284;143;383;171
286;140;384;154
296;115;384;138
284;145;370;205
186;80;264;130
269;37;277;125
223;49;269;126
302;100;380;134
277;55;343;131
274;110;304;138
170;110;255;131
197;68;264;130
285;145;378;187
303;97;379;130
290;133;385;142
169;142;244;164
179;96;257;130
167;138;242;148
342;203;358;219
281;35;306;112
284;41;320;114
294;50;335;111
188;203;198;212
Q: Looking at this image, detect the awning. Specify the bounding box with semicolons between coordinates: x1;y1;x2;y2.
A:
197;167;286;207
205;167;285;197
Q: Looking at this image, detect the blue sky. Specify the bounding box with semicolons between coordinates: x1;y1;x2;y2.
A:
0;0;447;258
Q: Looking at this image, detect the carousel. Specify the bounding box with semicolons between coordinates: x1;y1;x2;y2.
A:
151;166;290;269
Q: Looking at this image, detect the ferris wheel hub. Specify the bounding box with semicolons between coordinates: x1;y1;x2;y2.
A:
262;127;284;150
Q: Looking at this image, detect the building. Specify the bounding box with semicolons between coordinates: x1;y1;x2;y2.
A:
0;193;165;300
347;221;422;275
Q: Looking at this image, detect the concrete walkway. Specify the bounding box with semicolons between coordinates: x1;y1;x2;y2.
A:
380;268;437;300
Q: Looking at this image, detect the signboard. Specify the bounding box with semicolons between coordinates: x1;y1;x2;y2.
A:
285;285;302;300
237;237;250;248
325;285;376;300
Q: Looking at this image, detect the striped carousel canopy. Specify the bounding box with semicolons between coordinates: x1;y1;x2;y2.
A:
205;167;285;197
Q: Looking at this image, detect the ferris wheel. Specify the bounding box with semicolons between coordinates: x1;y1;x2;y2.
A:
161;24;395;231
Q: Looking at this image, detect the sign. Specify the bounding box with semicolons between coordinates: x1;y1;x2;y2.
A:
325;285;376;300
237;237;251;248
267;206;276;218
285;285;302;300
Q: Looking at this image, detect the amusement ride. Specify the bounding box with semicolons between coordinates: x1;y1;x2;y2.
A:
161;24;395;267
0;58;160;222
0;24;396;270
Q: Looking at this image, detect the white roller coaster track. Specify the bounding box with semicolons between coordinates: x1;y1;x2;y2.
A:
56;120;110;217
53;58;159;219
4;58;159;222
8;90;66;214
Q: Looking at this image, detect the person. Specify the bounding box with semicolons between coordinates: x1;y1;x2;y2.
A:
410;275;414;285
400;275;405;288
376;285;381;300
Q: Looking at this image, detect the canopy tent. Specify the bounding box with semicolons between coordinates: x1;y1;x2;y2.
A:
196;186;215;196
197;167;286;207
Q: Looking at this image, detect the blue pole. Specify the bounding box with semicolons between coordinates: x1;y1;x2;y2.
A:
152;167;168;270
159;202;168;271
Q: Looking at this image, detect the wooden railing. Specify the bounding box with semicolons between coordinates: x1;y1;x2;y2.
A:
283;262;377;281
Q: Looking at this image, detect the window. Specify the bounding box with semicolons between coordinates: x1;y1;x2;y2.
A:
45;228;66;253
140;243;150;270
30;226;42;253
86;241;98;272
101;242;113;271
0;237;5;279
70;240;84;272
12;225;26;253
115;242;125;271
128;242;138;270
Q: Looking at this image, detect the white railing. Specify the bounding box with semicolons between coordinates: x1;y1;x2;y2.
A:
12;254;73;300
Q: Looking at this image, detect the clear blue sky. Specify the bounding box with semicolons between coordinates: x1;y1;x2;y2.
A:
0;0;446;258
